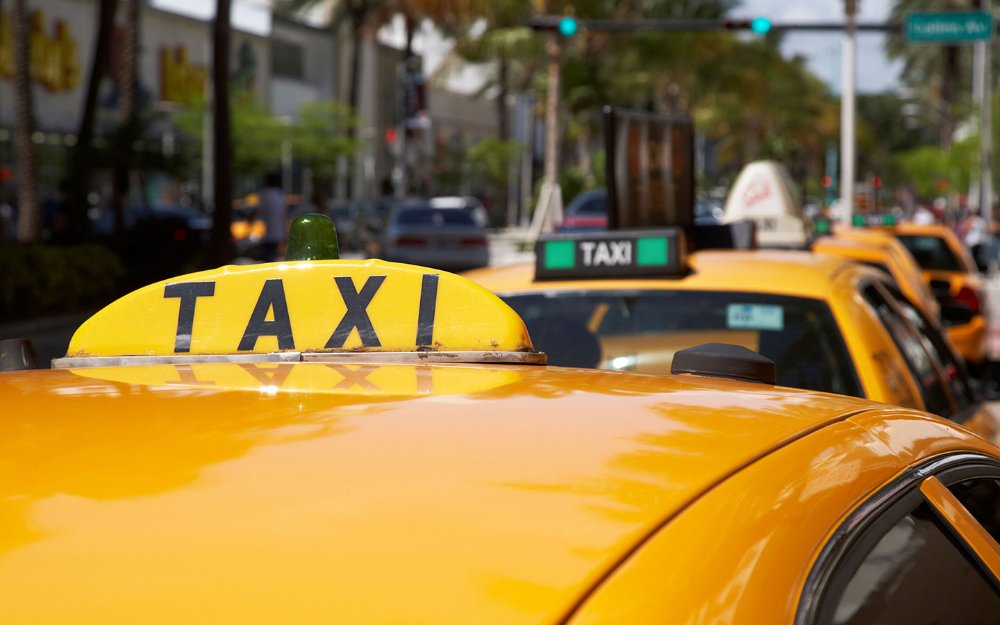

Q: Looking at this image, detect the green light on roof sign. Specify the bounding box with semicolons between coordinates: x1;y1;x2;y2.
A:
544;240;575;270
637;236;668;266
535;229;684;280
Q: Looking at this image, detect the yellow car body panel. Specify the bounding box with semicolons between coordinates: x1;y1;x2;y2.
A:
0;364;881;625
466;251;924;410
566;408;1000;625
884;223;986;364
815;229;940;321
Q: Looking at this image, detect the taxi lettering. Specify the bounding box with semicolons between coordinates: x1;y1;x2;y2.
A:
240;279;294;351
164;281;216;353
326;276;385;348
163;273;440;353
580;240;632;267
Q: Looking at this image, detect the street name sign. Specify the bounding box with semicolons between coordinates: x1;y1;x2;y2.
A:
906;12;994;43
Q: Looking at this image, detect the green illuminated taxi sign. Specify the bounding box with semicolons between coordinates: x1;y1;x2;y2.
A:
852;213;897;228
534;229;685;280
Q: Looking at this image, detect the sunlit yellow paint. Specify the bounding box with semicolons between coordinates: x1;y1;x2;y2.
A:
67;260;533;357
0;364;881;625
568;408;1000;624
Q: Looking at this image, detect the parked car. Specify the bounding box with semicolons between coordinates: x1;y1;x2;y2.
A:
558;188;608;231
378;201;489;271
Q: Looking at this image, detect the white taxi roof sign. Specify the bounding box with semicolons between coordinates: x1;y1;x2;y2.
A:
54;260;543;368
722;160;811;247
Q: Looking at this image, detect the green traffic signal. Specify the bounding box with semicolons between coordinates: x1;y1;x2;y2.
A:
750;17;772;34
558;16;579;37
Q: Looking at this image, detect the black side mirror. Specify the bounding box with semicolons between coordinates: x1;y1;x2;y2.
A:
0;339;40;371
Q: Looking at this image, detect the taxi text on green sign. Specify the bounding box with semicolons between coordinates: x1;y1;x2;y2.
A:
905;12;994;43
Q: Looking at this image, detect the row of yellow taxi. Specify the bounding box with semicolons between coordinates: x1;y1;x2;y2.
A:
3;213;1000;623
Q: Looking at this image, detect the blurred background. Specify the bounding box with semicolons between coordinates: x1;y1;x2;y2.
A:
1;0;998;360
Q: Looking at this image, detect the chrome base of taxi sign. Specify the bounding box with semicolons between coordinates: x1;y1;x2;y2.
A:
53;350;546;369
58;259;541;364
534;228;685;280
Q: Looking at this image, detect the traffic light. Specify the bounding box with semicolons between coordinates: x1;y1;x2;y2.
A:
749;17;772;34
558;16;579;37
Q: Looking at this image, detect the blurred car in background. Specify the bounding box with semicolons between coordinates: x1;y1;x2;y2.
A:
467;246;994;428
884;223;987;367
813;229;941;322
377;201;489;271
557;188;607;232
430;196;489;228
556;189;723;232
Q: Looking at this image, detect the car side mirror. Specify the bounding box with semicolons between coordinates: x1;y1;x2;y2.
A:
941;305;975;326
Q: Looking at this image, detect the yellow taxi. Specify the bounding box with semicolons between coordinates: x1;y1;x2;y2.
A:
881;222;987;366
812;228;940;321
465;229;991;426
6;219;1000;623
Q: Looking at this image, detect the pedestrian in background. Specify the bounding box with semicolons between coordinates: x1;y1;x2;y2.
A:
258;172;287;261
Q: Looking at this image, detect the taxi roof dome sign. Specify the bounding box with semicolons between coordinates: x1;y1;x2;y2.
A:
55;260;542;367
722;160;811;247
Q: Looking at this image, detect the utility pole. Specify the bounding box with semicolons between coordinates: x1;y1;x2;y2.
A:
976;0;993;227
529;31;564;235
840;0;858;225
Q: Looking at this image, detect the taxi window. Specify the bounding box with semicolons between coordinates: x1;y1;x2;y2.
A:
396;207;477;226
897;235;964;272
862;285;952;416
819;503;1000;625
859;261;893;281
576;196;607;215
882;284;974;414
950;478;1000;544
503;290;862;397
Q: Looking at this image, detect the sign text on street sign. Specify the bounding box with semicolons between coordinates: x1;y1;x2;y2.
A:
906;12;994;43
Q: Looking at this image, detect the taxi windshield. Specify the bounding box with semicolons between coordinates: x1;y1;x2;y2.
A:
896;235;963;272
503;290;862;397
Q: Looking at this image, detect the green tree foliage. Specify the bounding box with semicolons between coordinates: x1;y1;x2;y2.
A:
894;135;977;199
175;100;358;180
467;137;522;185
885;0;974;148
290;101;360;180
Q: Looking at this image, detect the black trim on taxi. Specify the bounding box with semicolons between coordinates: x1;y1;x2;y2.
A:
796;452;1000;625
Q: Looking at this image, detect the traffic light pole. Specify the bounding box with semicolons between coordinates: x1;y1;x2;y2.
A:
976;0;993;229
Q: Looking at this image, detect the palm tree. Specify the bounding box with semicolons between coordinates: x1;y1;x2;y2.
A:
111;0;140;237
207;0;235;266
11;0;38;243
66;0;118;239
886;0;975;149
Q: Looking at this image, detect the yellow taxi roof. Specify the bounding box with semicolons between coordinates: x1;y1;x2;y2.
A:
812;234;889;261
464;250;857;300
885;222;978;274
1;362;879;624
